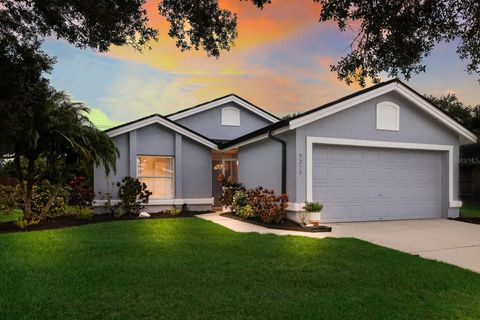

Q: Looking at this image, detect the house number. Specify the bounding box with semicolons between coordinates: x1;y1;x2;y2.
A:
298;153;302;175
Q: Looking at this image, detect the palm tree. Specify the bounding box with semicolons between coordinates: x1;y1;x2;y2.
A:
8;88;118;219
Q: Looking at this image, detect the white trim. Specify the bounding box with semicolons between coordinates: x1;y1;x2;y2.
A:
220;126;290;150
137;155;175;198
167;95;279;123
287;202;305;211
106;115;219;150
93;197;214;207
305;136;460;209
449;200;462;208
289;82;477;144
221;106;240;126
376;101;400;131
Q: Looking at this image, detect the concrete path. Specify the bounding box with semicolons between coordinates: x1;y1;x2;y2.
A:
197;213;480;273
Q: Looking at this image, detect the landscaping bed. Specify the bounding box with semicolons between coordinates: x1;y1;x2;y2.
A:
0;211;212;233
220;212;332;232
451;217;480;225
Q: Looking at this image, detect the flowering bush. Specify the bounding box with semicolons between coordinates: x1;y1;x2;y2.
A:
116;177;152;216
0;185;17;215
16;180;69;220
232;190;248;213
237;204;255;218
246;187;288;224
68;176;95;207
219;175;245;210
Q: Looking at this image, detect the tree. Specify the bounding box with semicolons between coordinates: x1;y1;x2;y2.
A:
0;0;157;52
159;0;480;85
425;93;477;128
281;112;302;120
1;88;118;219
4;1;479;86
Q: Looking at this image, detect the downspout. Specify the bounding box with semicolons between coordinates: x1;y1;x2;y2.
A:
268;131;286;194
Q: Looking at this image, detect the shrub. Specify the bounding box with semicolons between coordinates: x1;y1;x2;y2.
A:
237;204;255;218
219;175;245;210
246;187;288;224
116;177;152;216
303;201;323;212
15;180;69;220
13;217;40;230
70;206;94;220
0;185;17;215
232;190;248;213
68;176;94;207
98;189;115;215
168;206;181;216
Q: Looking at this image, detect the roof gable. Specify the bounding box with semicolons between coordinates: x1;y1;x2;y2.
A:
220;79;477;150
166;94;279;123
105;114;219;149
288;80;477;143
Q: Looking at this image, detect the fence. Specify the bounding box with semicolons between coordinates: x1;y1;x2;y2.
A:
0;176;18;187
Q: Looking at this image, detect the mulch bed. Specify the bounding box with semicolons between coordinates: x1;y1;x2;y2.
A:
450;217;480;225
0;211;212;234
220;212;332;232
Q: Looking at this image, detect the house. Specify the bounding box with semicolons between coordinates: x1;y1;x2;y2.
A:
93;79;477;222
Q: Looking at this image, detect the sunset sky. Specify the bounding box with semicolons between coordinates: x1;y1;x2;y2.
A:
43;0;480;129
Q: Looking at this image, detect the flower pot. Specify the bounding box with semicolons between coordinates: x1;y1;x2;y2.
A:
306;211;321;225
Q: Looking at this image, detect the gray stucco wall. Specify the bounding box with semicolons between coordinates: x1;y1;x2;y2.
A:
181;136;212;199
294;91;460;216
93;133;129;199
136;124;175;155
238;90;462;216
237;130;297;202
94;123;212;202
175;102;274;140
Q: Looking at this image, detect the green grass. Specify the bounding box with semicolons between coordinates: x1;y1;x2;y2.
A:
460;203;480;218
0;208;23;223
1;218;480;319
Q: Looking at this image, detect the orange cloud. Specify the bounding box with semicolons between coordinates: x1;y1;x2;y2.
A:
108;0;324;69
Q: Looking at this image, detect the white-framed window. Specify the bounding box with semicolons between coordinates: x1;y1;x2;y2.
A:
221;107;240;126
376;101;400;131
137;156;174;199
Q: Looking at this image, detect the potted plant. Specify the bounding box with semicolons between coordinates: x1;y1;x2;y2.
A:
302;201;323;226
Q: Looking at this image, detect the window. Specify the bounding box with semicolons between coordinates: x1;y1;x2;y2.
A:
221;107;240;126
137;156;174;198
376;101;400;131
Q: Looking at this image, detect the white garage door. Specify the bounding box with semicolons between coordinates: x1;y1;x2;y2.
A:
312;145;444;222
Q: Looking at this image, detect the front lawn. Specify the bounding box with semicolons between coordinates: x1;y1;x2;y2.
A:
1;218;480;319
460;203;480;218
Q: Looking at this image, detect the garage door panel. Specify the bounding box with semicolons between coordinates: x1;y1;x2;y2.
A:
312;145;443;222
312;166;328;181
330;167;346;180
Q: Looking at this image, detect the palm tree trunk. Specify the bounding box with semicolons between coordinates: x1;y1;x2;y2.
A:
39;185;61;220
24;158;36;220
14;155;30;219
15;156;36;220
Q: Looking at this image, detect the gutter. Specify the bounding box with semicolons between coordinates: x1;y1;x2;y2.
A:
268;131;286;194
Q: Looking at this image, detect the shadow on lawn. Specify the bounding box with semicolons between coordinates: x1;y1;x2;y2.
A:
1;218;480;319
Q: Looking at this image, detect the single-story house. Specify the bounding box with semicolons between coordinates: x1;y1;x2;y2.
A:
93;79;477;222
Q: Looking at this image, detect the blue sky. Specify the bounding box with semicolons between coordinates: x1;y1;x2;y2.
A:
42;0;480;128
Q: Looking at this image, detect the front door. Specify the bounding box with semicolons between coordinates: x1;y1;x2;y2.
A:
212;150;238;207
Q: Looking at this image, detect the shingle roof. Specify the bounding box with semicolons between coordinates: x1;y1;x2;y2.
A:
104;79;477;149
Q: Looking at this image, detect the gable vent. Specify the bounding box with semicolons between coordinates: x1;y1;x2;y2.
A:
222;107;240;126
376;101;400;131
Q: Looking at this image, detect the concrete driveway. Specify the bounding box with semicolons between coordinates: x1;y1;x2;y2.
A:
328;219;480;273
199;213;480;272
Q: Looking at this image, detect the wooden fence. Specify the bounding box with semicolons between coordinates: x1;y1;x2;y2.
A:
0;176;18;187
